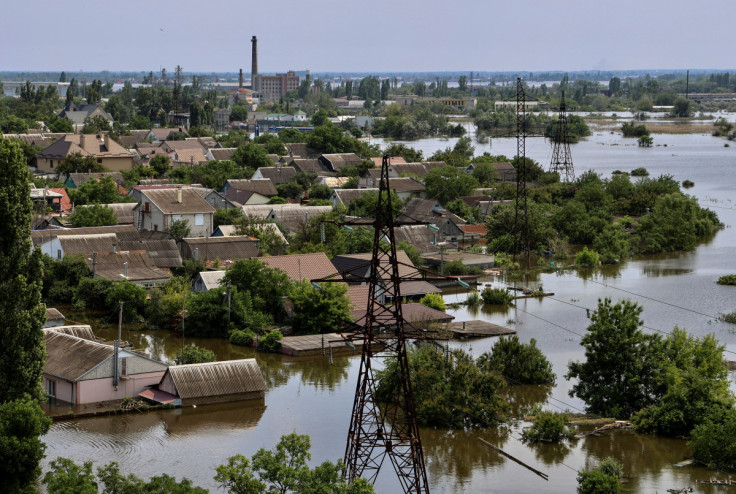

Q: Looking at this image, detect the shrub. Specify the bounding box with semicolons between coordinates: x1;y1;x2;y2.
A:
174;345;216;365
481;286;514;305
717;274;736;286
575;247;600;267
577;457;622;494
689;407;736;471
420;293;446;312
479;336;555;384
494;253;520;270
229;329;255;347
465;291;481;307
630;167;649;176
720;312;736;324
521;411;570;443
682;180;694;188
621;122;649;138
73;277;113;311
259;330;283;353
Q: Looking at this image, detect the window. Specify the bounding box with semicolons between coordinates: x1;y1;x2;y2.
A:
172;214;182;222
97;158;102;164
153;224;158;231
46;379;55;397
120;357;128;376
50;160;54;168
195;214;204;226
57;249;62;260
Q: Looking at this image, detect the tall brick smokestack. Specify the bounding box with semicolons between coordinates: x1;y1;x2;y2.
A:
239;69;243;88
251;36;259;91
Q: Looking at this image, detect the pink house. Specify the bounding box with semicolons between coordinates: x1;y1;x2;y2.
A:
43;330;167;405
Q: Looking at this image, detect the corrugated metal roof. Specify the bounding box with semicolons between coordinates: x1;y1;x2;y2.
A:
197;270;226;290
333;188;378;207
168;359;267;399
45;307;65;321
181;236;258;261
44;331;113;381
332;251;421;281
255;166;296;184
141;188;216;214
58;233;118;255
90;251;171;282
226;179;278;197
45;325;97;341
31;225;139;247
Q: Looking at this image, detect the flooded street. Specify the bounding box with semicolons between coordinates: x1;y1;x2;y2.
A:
44;126;736;492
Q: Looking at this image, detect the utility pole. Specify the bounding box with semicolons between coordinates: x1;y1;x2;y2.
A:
226;281;232;323
512;78;531;266
549;90;575;182
118;301;124;343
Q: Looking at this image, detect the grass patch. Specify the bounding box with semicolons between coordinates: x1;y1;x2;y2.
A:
717;274;736;286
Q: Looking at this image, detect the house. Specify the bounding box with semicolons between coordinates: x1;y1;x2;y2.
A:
180;236;259;262
65;172;126;189
193;271;226;292
212;223;288;246
146;128;187;142
117;130;151;149
284;142;319;159
265;205;333;234
88;251;171;287
172;148;208;167
491;162;517;182
43;330;167;405
358;177;426;201
288;158;331;175
392;225;441;253
398;198;466;243
147;359;266;407
251;166;296;185
343;285;454;327
161;139;206;155
387;162;445;179
29;185;64;212
206;147;236;161
332;251;422;285
45;308;66;328
35;134;136;174
458;224;488;244
370;156;406;167
59;102;114;132
344;284;444;319
330;188;378;208
318;153;363;173
134;188;216;237
222;179;278;197
204;190;241;210
259;252;336;282
225;188;271;206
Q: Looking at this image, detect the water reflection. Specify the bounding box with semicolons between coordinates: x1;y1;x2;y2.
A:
422;427;508;482
257;354;351;391
504;384;553;417
529;439;574;466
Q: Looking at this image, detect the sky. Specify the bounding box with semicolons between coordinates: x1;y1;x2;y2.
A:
2;0;735;74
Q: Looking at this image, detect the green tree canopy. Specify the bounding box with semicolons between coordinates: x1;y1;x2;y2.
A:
288;281;351;335
479;336;555;385
70;203;118;227
424;165;479;205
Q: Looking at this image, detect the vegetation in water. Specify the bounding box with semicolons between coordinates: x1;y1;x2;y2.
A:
577;457;623;494
521;411;572;443
575;247;600;267
259;330;283;353
174;344;217;365
478;336;555;385
717;274;736;286
419;293;446;312
481;286;515;305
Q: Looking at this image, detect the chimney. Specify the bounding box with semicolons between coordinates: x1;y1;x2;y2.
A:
123;261;128;279
194;248;199;260
306;70;311;82
112;243;117;253
104;133;110;151
251;36;259;91
80;133;86;150
177;188;182;203
239;69;243;89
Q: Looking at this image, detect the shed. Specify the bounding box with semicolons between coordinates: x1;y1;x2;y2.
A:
156;359;267;406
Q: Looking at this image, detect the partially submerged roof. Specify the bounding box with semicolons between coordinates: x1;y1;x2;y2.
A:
166;359;267;399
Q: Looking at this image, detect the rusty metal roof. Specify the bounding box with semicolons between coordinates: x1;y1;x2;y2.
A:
167;359;267;399
259;252;337;282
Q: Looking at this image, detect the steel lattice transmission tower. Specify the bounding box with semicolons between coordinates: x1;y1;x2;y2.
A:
549;90;575;182
512;78;531;263
313;155;432;493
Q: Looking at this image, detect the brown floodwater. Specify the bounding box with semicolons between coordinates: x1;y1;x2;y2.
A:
43;128;736;492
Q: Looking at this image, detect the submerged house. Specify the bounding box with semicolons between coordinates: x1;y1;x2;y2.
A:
142;359;267;407
43;330;167;405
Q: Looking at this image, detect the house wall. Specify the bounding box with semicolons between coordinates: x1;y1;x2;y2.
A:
39;237;64;260
182;390;265;407
159;372;176;395
77;371;165;404
100;156;135;172
81;351;167;380
44;376;74;403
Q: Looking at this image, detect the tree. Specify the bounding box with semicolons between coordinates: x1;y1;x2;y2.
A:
346;189;403;221
479;336;555;385
288;281;351;335
174;344;217;365
0;138;50;491
229;105;248;122
384;143;423;163
106;281;147;322
184;287;269;338
232;142;272;170
672;96;692;117
689;407;736;471
471;162;500;186
424;165;479;204
56;152;105;181
81;115;111;134
577;457;622;494
214;433;375;494
70;204;118;227
1;115;31;133
165;218;191;243
150;154;171;176
458;75;468;91
43;457;98;494
67;176;121;205
375;345;509;428
566;298;661;418
419;292;445;312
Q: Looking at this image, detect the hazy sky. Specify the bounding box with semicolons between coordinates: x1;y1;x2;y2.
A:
2;0;734;74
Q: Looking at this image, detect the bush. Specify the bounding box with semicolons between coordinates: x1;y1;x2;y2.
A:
106;281;147;322
375;345;509;428
720;312;736;324
630;167;649;177
621;122;649;138
682;180;694;188
229;329;255;347
259;330;283;353
575;247;600;267
0;398;51;492
481;286;514;305
577;457;622;494
174;344;216;365
419;293;446;312
521;411;570;443
479;336;555;385
689;407;736;471
465;291;481;307
73;277;113;311
717;274;736;286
